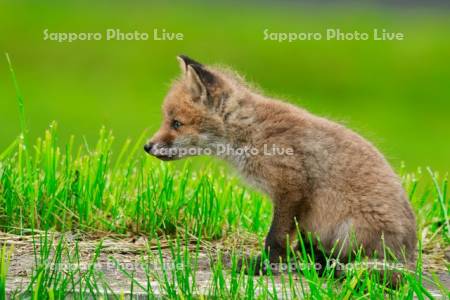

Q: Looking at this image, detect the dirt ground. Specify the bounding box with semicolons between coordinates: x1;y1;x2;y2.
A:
2;232;449;298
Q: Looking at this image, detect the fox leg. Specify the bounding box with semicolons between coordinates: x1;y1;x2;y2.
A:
238;199;301;275
265;203;298;257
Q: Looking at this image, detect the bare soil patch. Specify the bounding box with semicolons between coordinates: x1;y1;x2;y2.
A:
2;232;448;298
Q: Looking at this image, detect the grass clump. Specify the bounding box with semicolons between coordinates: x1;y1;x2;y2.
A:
0;124;270;239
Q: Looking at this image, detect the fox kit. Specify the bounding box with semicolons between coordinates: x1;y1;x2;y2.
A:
144;55;417;277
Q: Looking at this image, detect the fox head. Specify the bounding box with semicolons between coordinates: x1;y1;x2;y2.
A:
144;55;239;161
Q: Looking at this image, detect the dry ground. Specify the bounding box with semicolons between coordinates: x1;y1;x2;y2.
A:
2;232;449;298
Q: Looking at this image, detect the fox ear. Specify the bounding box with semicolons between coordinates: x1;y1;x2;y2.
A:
177;55;202;74
185;65;207;98
176;55;221;105
183;63;218;101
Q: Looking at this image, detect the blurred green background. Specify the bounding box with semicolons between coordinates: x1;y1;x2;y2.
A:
1;1;449;172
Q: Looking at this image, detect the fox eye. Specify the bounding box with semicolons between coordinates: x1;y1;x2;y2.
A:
171;119;182;130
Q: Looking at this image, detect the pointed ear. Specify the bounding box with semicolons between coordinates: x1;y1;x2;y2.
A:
177;55;202;74
177;55;222;106
185;64;218;100
186;65;207;98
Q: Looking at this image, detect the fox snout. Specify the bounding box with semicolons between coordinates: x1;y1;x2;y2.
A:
143;142;154;153
144;140;176;161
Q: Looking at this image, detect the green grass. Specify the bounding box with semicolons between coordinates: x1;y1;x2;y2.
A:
0;122;270;238
0;56;449;298
0;244;13;300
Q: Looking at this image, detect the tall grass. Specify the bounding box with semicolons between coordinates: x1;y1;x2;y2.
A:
0;244;13;300
0;123;270;238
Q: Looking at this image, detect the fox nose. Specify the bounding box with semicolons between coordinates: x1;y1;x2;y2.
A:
144;142;154;153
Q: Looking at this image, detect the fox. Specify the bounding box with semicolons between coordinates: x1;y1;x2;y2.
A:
144;55;417;280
